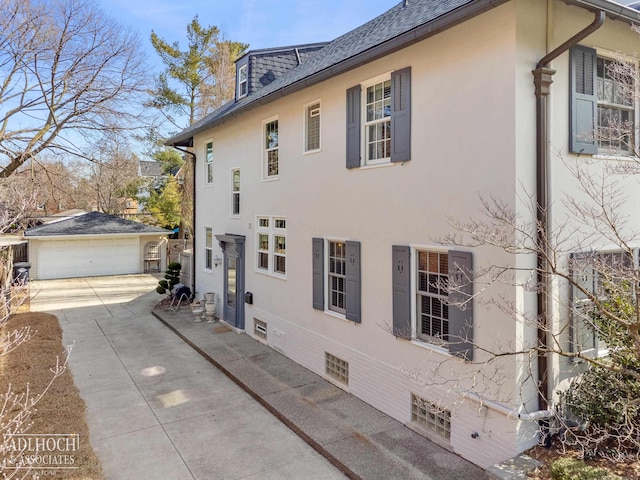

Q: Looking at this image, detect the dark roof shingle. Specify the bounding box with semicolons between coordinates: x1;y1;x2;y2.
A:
166;0;640;147
166;0;478;145
25;211;170;237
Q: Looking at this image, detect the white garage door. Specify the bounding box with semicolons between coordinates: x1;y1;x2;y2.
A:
37;237;140;279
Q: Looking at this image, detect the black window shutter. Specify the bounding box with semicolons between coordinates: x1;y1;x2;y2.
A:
312;238;324;310
392;245;411;339
448;250;473;361
391;67;411;163
345;241;361;323
569;45;598;155
346;85;361;168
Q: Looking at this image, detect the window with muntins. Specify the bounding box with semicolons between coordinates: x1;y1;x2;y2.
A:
416;251;449;342
392;246;473;361
570;249;635;358
256;216;286;277
231;168;240;216
205;141;213;184
328;241;346;314
346;67;411;168
597;57;634;154
305;102;321;152
205;227;213;270
238;64;247;98
263;118;279;179
569;45;636;155
364;79;391;164
312;238;361;322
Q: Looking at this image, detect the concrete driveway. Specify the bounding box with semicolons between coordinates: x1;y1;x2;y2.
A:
30;274;346;480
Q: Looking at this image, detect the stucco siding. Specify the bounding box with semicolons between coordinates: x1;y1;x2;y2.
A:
189;0;640;468
193;3;528;468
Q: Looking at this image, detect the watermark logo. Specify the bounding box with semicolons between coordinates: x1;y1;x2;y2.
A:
3;434;79;472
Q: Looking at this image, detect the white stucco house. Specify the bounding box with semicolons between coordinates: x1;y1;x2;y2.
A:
166;0;640;468
25;211;170;279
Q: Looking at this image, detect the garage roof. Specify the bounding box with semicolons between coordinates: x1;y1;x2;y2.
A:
24;211;170;237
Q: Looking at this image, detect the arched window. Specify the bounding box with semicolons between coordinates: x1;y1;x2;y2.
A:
144;241;161;272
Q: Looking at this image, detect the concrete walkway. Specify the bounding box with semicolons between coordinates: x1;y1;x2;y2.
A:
152;299;490;479
30;275;347;480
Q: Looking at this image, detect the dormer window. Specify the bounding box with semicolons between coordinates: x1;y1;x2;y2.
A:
238;65;248;98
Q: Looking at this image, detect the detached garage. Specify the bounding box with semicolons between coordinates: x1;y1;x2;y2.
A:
25;212;170;280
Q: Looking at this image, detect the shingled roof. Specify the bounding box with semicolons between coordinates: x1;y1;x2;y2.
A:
240;43;328;97
24;211;170;237
166;0;640;148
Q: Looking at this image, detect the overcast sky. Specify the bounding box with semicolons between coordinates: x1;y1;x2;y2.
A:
98;0;396;66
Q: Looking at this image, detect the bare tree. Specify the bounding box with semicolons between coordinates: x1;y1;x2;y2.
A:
433;53;640;460
77;144;141;215
199;34;249;115
0;181;70;477
8;157;79;217
0;0;148;178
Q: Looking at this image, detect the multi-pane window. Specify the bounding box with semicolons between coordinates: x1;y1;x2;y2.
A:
205;141;213;184
328;241;346;314
205;227;213;270
264;118;279;179
364;78;391;164
238;64;247;98
256;216;286;277
597;57;634;154
231;168;240;216
325;352;349;386
570;250;635;357
258;232;269;270
416;251;449;342
411;394;451;441
305;102;321;152
274;234;286;274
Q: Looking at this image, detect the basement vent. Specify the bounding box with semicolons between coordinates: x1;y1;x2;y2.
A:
325;352;349;385
254;318;267;341
411;394;451;440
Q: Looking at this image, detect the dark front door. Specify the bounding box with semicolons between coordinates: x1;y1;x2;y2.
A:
215;234;245;330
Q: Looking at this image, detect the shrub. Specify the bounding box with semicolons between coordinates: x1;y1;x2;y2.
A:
156;262;181;295
550;457;624;480
561;283;640;458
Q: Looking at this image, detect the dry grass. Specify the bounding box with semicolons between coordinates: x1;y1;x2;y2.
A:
526;440;640;479
1;312;102;479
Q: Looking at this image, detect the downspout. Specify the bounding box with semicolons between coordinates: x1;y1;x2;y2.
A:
173;145;197;298
532;8;604;444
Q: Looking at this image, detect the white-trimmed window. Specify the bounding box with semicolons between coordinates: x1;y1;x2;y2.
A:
231;168;240;216
312;238;361;322
204;227;213;270
238;64;247;98
346;67;411;168
596;56;635;154
328;241;346;315
391;245;473;360
570;249;635;358
263;117;279;179
205;141;213;184
304;101;321;153
363;75;391;165
256;216;286;277
416;250;449;343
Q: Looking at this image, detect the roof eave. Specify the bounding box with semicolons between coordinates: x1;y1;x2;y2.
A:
564;0;640;23
165;0;512;148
